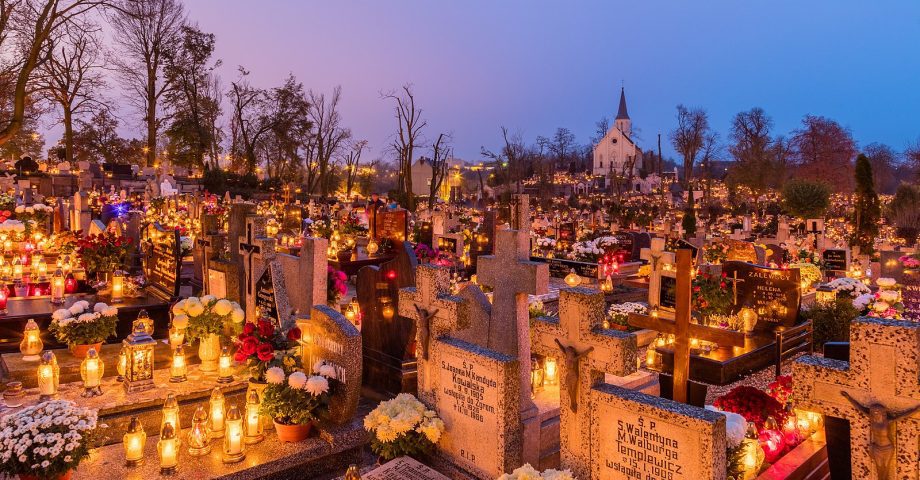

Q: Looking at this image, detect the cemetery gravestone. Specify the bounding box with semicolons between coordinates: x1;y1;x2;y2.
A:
724;239;758;263
364;457;451;480
641;238;676;310
374;209;409;243
530;288;637;479
793;317;920;480
902;268;920;321
822;248;849;273
298;305;361;424
142;223;181;300
722;260;801;330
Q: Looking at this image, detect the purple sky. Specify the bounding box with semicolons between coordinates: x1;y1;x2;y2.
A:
153;1;920;162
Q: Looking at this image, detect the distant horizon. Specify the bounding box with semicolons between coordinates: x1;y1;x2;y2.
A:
38;0;920;165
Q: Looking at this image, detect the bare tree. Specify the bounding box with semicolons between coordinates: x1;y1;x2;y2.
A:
109;0;185;167
382;84;426;211
428;132;452;208
790;114;857;192
307;86;350;198
669;105;711;189
0;0;104;146
481;126;527;195
227;67;271;174
36;20;105;164
341;138;367;199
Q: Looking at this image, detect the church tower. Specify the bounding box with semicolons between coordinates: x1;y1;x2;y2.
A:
614;87;631;138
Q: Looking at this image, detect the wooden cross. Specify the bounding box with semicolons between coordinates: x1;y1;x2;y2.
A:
628;249;745;404
793;318;920;480
477;228;548;405
531;287;637;479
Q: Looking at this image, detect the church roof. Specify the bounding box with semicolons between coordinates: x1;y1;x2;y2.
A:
616;87;629;120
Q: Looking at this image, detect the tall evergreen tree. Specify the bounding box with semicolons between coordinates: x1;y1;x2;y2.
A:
851;154;880;254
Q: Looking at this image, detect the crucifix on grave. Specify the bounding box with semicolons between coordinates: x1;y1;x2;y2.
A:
398;265;468;403
724;270;745;304
628;249;746;404
477;227;549;402
793;318;920;480
640;237;676;309
531;288;637;479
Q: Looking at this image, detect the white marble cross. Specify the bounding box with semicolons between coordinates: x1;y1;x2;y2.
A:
531;288;637;479
793;318;920;480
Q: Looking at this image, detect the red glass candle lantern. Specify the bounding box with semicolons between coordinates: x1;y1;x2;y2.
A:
64;274;78;294
0;287;8;314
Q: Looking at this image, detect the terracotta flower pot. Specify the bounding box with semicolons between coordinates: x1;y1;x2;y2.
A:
70;342;103;359
273;420;312;442
20;470;72;480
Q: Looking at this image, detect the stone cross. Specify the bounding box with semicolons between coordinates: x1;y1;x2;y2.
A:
793;318;920;480
398;265;468;403
640;237;675;308
477;228;549;400
510;193;530;233
628;249;745;403
239;215;279;321
283;235;328;315
531;287;637;479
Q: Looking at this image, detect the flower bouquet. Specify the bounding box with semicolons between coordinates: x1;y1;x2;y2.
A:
713;385;788;430
853;290;904;319
789;262;821;290
14;203;53;225
327;266;348;306
234;318;302;382
364;393;445;462
260;367;329;442
75;231;132;278
49;301;118;358
173;295;245;371
826;277;870;298
606;302;648;331
498;464;575;480
0;400;103;480
899;254;920;269
703;241;731;264
692;272;733;320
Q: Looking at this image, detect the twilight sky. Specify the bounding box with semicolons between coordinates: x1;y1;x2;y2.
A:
182;0;920;163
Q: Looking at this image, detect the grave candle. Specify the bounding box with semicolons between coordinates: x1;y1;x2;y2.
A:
80;348;104;397
564;269;581;287
209;388;226;438
645;346;657;367
168;325;184;349
544;356;557;385
136;309;154;336
169;345;187;383
37;351;58;399
187;406;212;456
123;417;146;466
19;319;41;359
244;389;264;444
217;346;234;383
157;422;179;474
50;268;65;304
12;257;21;279
161;393;180;434
33;257;46;280
111;270;125;303
64;273;77;293
222;405;245;463
116;348;127;381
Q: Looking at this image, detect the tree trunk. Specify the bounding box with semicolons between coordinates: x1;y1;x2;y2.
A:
63;107;74;165
146;72;157;167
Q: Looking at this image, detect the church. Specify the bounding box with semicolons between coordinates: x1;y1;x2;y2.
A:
592;87;643;177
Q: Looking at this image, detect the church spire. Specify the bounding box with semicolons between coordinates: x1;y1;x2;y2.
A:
615;87;629;120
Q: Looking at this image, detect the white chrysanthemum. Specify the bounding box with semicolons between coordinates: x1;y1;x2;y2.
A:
93;302;108;313
287;371;307;389
878;290;899;303
498;464;542;480
213;299;233;316
172;299;187;315
265;367;285;385
171;314;189;330
52;309;70;321
68;304;84;316
313;359;326;374
542;469;576;480
200;294;217;305
318;364;336;378
231;308;245;323
185;298;205;317
304;375;329;396
853;293;874;310
873;301;890;313
876;277;896;288
103;307;118;317
76;313;97;323
707;406;747;448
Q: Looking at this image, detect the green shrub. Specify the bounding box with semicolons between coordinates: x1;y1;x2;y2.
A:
782;179;831;219
801;297;858;352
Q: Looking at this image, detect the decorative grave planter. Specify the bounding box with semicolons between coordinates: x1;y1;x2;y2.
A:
197;333;221;371
273;420;313;442
70;342;103;359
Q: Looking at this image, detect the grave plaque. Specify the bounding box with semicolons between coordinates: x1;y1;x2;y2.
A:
375;209;408;243
592;385;726;480
434;337;518;479
822;249;848;272
723;261;801;329
207;269;227;298
558;221;577;243
255;264;282;328
903;269;920;321
435;235;458;257
724;239;757;263
142;223;181;300
659;276;677;310
364;456;450;480
533;257;599;280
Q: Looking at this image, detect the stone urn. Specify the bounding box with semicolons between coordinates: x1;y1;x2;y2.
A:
197;333;221;372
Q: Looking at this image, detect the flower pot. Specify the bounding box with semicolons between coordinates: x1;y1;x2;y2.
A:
20;470;72;480
273;420;312;442
70;342;103;359
198;333;221;372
